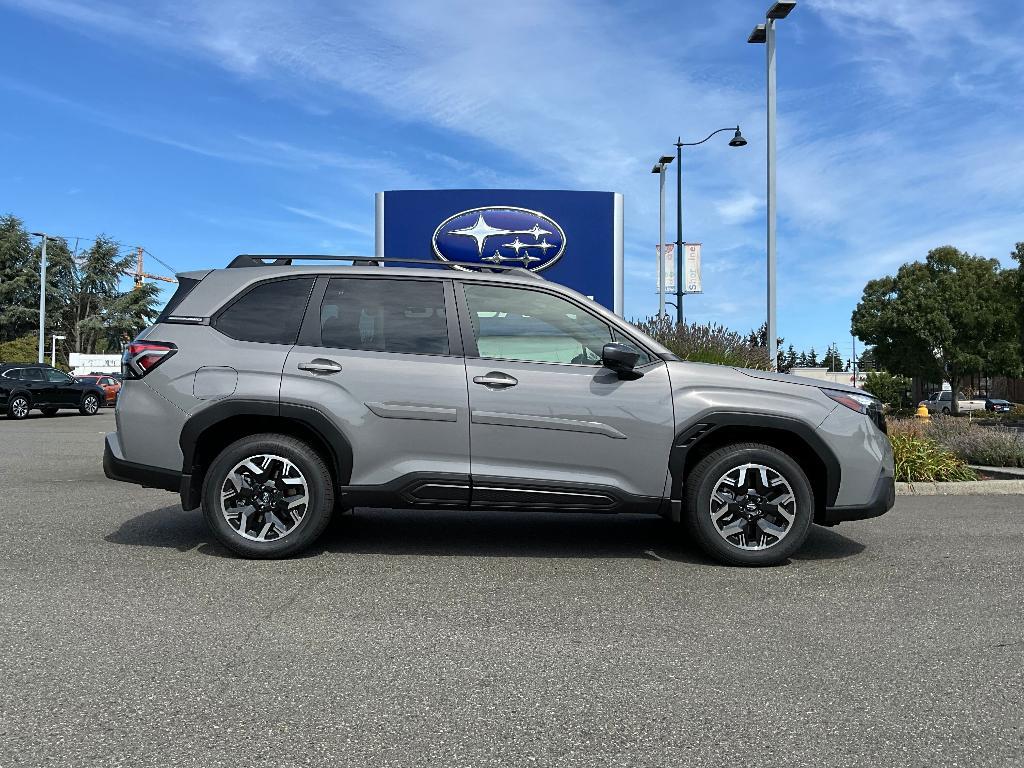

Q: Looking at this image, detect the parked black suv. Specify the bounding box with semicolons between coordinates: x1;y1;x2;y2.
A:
0;363;106;419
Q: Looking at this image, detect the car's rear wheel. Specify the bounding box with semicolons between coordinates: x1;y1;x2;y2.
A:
942;407;951;415
201;433;334;559
7;395;30;419
683;443;813;566
41;407;59;417
79;393;100;415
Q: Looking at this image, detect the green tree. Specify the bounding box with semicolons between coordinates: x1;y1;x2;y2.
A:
806;347;819;367
782;344;798;372
857;347;877;372
823;343;844;372
0;215;38;341
863;371;911;409
852;246;1022;414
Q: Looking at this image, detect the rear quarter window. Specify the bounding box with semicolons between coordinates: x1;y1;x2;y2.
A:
214;278;315;345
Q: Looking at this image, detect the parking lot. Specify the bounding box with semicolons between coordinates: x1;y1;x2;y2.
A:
1;411;1022;767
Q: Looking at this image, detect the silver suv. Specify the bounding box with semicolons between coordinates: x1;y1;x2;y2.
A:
104;256;895;565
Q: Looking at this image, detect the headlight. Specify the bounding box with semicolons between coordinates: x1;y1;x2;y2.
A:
823;389;879;414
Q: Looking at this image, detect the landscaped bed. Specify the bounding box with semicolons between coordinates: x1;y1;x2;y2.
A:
887;416;1024;482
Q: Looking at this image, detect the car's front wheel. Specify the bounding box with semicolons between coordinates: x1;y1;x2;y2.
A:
7;395;30;420
79;393;100;415
201;433;334;558
683;442;813;566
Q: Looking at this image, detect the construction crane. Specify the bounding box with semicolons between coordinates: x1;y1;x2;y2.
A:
130;246;177;290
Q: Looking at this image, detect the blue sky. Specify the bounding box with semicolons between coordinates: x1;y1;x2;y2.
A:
2;0;1021;357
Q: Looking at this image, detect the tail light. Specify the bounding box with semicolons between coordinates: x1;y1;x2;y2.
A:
123;341;176;379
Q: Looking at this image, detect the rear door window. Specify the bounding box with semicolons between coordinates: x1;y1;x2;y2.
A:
23;368;44;381
319;278;449;355
215;278;315;345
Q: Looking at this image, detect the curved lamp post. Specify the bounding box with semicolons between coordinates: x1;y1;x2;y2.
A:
672;126;747;324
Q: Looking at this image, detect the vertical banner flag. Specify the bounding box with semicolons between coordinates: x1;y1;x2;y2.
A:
656;243;676;291
684;242;702;294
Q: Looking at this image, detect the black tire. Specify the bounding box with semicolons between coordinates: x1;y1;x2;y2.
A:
201;433;334;559
683;442;814;567
941;407;951;415
7;395;31;420
41;407;59;417
79;393;101;415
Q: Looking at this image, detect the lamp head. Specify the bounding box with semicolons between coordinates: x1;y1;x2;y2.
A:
767;1;796;20
728;128;747;147
747;24;766;43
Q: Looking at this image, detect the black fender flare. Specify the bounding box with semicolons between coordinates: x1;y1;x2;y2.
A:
178;399;354;508
668;410;841;508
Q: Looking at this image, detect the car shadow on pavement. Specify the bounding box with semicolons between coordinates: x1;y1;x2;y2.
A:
106;505;866;564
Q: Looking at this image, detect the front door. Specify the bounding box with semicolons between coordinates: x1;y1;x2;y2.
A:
458;282;675;511
280;275;471;505
45;368;79;405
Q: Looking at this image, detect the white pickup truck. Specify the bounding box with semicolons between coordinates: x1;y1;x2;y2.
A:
922;391;986;415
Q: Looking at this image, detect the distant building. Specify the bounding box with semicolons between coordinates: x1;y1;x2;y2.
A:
790;367;866;389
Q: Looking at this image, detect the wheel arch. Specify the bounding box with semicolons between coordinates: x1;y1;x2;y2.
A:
178;399;353;510
669;412;840;523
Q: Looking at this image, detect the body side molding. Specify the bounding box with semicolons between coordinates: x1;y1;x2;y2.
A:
365;402;458;422
471;410;627;439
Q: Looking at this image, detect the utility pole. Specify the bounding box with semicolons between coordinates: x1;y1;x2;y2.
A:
852;335;858;388
31;232;48;364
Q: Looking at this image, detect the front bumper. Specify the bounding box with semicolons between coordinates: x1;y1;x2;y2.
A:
103;432;180;493
821;470;895;525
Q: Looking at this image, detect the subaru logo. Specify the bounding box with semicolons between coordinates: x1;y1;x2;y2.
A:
432;206;566;272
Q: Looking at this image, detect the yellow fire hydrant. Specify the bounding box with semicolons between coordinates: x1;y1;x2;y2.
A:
916;404;931;420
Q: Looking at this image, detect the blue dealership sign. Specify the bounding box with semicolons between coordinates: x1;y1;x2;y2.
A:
375;189;624;314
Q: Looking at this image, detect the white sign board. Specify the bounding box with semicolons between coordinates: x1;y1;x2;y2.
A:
684;242;702;294
69;353;122;375
655;243;676;291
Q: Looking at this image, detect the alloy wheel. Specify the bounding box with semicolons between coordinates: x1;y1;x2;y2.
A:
709;463;797;551
11;398;29;418
83;396;99;414
219;454;310;542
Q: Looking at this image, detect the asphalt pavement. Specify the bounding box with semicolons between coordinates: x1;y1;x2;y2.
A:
1;411;1022;767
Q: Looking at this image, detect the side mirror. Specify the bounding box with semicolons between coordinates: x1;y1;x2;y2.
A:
601;343;642;379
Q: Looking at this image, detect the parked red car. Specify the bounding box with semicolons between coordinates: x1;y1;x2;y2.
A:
74;374;121;405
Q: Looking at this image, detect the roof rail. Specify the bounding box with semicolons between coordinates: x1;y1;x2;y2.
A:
227;254;545;279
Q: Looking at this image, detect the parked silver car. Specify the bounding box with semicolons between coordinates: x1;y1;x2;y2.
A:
104;256;894;565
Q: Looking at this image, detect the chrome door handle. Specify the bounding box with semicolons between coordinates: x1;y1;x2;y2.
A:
473;372;518;388
298;359;342;374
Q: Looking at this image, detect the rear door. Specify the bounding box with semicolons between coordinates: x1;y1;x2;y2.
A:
457;281;674;511
22;367;51;405
280;275;470;504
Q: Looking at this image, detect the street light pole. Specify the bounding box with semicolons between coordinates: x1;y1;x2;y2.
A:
670;127;747;327
652;155;674;319
749;1;795;371
51;335;66;368
31;232;48;364
766;16;778;371
675;138;684;326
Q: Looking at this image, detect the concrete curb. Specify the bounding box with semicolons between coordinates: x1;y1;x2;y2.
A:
969;465;1024;480
896;479;1024;496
